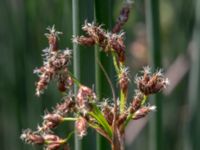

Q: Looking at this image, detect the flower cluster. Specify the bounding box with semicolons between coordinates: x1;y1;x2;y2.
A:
34;26;72;96
75;117;88;137
135;66;169;95
97;66;169;135
76;85;96;112
73;22;126;63
118;67;130;94
126;67;169;121
112;1;133;33
20;129;69;150
21;2;170;149
38;97;75;132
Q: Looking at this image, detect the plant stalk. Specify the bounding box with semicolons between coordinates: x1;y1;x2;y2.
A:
145;0;162;150
94;0;114;150
72;0;82;150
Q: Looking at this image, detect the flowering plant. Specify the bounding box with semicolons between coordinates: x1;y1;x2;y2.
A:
21;2;169;150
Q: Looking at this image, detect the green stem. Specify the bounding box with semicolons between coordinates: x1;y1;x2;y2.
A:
72;0;81;149
145;0;162;149
47;131;74;145
64;131;75;142
94;0;113;149
111;51;120;74
120;90;125;113
111;51;126;113
62;117;77;121
141;95;148;106
184;0;200;149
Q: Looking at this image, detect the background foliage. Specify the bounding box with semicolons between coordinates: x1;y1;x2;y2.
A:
0;0;199;150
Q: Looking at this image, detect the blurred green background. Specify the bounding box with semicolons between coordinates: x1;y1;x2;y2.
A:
0;0;199;150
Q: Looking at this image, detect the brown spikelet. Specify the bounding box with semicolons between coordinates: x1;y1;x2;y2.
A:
112;2;133;33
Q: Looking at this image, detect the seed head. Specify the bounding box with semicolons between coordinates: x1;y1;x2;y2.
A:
54;97;75;115
133;105;156;120
76;85;96;109
119;67;130;93
45;25;62;52
42;113;63;129
112;1;133;33
130;91;144;113
43;134;65;150
102;104;114;125
135;67;169;95
74;22;126;63
34;49;72;96
73;36;95;46
75;117;87;137
20;129;44;145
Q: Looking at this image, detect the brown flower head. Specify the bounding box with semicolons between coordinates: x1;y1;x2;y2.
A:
73;22;126;62
54;97;75;115
82;22;106;43
135;67;169;95
34;48;72;96
112;1;133;33
45;25;62;52
73;36;95;46
119;67;129;93
20;129;44;145
43;134;65;150
42;113;63;129
102;101;114;125
75;117;87;137
133;105;156;120
76;85;96;109
130;91;144;113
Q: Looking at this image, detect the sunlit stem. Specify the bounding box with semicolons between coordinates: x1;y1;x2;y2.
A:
62;117;78;121
120;90;125;112
64;131;75;142
111;51;120;74
141;95;148;106
111;51;127;113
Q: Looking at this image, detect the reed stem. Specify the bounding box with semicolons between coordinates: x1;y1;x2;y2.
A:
72;0;82;149
94;0;113;149
145;0;162;150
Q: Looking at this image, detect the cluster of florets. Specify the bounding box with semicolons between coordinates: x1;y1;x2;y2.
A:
97;66;169;135
135;66;169;95
20;129;69;150
130;90;157;119
21;85;96;149
118;67;130;94
37;97;75;132
112;0;133;33
76;85;96;112
20;97;75;149
73;22;126;62
21;26;99;149
126;67;169;120
21;1;170;149
34;26;73;96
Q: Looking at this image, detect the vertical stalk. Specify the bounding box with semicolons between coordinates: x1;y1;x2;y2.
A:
184;0;200;149
94;0;113;150
72;0;81;150
145;0;162;150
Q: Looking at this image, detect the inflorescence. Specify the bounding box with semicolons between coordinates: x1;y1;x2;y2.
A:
21;1;169;150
